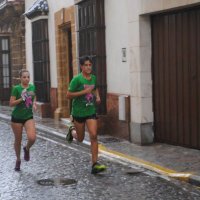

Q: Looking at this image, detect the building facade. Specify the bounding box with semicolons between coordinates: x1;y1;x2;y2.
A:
126;0;200;149
0;0;25;105
25;0;76;117
25;0;200;149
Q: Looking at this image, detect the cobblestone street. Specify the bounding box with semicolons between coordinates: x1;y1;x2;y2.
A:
1;120;200;200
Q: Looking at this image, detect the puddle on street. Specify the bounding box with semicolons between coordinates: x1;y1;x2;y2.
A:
37;178;77;186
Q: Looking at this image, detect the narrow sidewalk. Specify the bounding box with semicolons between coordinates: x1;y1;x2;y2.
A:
1;105;200;186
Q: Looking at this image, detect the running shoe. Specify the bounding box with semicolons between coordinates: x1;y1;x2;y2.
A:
91;162;107;174
23;146;30;161
14;160;21;171
66;126;75;143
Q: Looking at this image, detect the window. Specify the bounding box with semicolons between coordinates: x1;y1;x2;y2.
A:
32;19;50;102
78;1;97;56
1;38;10;88
0;37;11;101
77;0;107;114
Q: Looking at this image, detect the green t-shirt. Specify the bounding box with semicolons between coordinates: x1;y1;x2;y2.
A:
11;84;36;119
68;73;97;117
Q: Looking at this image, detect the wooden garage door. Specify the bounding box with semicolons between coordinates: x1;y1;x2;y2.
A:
152;7;200;149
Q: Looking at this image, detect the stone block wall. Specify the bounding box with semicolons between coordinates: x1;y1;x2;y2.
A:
100;93;130;140
54;6;77;119
10;11;25;85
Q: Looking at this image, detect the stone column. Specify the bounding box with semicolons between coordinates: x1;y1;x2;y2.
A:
127;0;153;145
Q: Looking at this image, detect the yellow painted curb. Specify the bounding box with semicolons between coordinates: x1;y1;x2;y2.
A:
98;144;192;182
169;173;191;182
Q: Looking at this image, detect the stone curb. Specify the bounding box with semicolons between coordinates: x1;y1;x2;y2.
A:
189;175;200;187
1;113;200;187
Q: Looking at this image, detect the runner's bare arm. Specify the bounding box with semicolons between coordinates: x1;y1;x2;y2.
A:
95;89;101;104
66;87;93;99
33;96;37;111
9;96;23;107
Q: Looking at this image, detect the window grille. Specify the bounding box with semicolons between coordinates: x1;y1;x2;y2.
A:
32;19;50;102
0;37;11;101
77;0;107;114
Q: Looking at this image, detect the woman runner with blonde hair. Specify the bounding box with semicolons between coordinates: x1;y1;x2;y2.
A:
10;69;37;171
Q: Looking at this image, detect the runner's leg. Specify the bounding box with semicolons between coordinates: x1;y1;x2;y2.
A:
73;120;85;142
24;119;36;150
11;122;23;161
86;119;98;164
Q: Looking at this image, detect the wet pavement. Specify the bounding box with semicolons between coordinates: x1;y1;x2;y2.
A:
1;105;200;186
1;121;200;200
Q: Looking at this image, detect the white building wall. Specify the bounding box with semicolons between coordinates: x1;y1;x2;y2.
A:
105;0;130;94
140;0;200;14
25;0;200;142
25;0;74;87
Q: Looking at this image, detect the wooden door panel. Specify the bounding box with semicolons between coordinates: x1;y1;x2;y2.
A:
152;7;200;149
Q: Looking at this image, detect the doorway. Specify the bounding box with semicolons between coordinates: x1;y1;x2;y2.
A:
152;7;200;149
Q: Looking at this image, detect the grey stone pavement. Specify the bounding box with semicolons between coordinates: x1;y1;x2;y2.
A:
1;120;200;200
1;105;200;186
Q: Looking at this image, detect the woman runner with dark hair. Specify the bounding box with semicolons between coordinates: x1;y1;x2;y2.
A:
66;56;107;174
